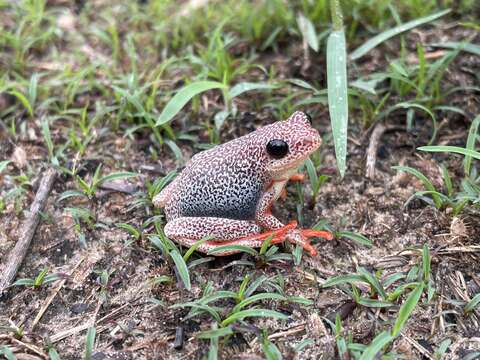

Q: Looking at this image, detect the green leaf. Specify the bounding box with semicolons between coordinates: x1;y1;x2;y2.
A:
418;145;480;160
322;274;367;288
350;9;451;60
28;73;38;108
84;327;96;360
0;160;11;173
297;13;319;52
0;346;16;360
157;81;226;125
392;282;425;337
430;41;480;56
232;293;286;313
116;223;141;240
422;244;431;282
9;89;33;117
170;249;191;291
434;338;451;360
464;115;480;176
263;337;283;360
197;326;234;339
327;30;348;178
58;190;88;202
207;245;258;256
359;331;394;360
392;166;441;208
464;292;480;313
357;267;386;299
339;231;372;247
221;309;288;326
183;236;212;262
98;171;138;186
357;298;393;308
229;82;277;98
48;347;61;360
13;278;35;286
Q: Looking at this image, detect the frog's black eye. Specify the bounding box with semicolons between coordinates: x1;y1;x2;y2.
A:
266;139;289;159
304;112;312;124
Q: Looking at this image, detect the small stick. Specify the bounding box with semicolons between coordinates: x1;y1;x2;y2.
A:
31;257;85;330
365;123;386;180
0;167;57;293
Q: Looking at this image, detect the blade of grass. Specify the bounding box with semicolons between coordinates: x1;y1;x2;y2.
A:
430;41;480;56
350;9;451;60
359;331;394;360
464;293;480;313
392;166;441;208
221;309;288;327
170;249;191;291
392;282;425;337
84;327;96;360
464;115;480;176
418;146;480;160
228;82;277;98
157;81;226;125
297;12;319;52
327;29;348;177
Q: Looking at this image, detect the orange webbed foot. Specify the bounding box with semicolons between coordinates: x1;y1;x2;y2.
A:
289;173;305;182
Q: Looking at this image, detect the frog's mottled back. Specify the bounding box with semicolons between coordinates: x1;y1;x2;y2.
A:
160;111;322;221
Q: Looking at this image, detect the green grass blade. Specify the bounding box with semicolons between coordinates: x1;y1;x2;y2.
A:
392;166;441;208
464;115;480;175
221;309;288;327
170;249;191;291
232;293;286;313
9;90;33;117
297;13;319;52
157;81;226;125
327;29;348;178
351;9;451;60
228;82;277;98
418;146;480;160
183;236;212;262
339;231;372;247
98;171;138;186
197;325;234;339
422;244;431;282
322;274;366;288
0;160;11;173
84;327;96;360
430;41;480;56
392;282;425;337
48;347;61;360
0;346;16;360
359;331;394;360
464;292;480;313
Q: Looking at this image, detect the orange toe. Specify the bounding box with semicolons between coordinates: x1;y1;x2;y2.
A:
301;229;334;240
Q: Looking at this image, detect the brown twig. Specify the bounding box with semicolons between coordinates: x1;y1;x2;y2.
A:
365;123;386;180
31;257;85;330
0;167;57;294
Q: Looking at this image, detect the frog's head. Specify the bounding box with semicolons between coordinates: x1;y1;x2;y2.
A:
260;111;322;179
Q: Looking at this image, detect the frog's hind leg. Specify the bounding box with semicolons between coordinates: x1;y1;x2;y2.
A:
164;217;299;256
164;217;262;254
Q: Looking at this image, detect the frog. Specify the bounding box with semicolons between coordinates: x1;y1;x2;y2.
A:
153;111;333;256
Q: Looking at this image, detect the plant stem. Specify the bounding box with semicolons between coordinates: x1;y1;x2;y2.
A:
330;0;344;31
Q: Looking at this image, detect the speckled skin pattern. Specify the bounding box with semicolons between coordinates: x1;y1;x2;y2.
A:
154;111;325;255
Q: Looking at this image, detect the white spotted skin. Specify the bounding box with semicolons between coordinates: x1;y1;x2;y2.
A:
154;111;322;255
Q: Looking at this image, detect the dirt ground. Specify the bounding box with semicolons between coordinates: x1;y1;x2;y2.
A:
1;2;480;360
